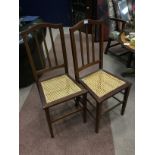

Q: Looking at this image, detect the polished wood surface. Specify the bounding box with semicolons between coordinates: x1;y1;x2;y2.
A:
120;32;135;51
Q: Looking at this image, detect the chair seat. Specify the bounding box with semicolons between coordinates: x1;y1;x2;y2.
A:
81;70;125;98
41;75;82;104
109;31;120;40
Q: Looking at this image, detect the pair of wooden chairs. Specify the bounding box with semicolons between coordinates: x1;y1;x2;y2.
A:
21;19;131;138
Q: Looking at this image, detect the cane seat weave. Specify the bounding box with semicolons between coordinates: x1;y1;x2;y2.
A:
82;70;125;98
41;75;81;103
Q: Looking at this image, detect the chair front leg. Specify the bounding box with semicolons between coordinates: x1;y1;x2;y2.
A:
44;108;54;138
95;102;102;133
121;86;131;115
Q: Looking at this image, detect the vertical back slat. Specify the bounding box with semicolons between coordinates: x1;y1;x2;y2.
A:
91;24;95;62
48;27;58;66
33;31;46;66
85;25;90;64
79;30;84;66
70;30;79;80
99;24;104;69
59;27;68;74
41;29;52;67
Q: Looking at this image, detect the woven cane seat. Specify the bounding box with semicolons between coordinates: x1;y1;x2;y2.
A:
41;75;81;104
82;70;125;98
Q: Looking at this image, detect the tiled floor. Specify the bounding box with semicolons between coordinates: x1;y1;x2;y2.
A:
19;27;134;155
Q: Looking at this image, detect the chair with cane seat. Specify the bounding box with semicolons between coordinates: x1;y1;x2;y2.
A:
20;23;87;138
69;19;131;133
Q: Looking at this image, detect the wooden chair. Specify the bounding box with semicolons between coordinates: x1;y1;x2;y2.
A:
105;0;133;55
20;23;87;138
69;19;131;133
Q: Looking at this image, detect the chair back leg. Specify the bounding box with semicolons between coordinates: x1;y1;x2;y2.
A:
45;108;54;138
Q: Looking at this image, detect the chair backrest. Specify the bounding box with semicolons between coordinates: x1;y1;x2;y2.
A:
70;19;104;81
110;0;132;31
20;23;68;83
